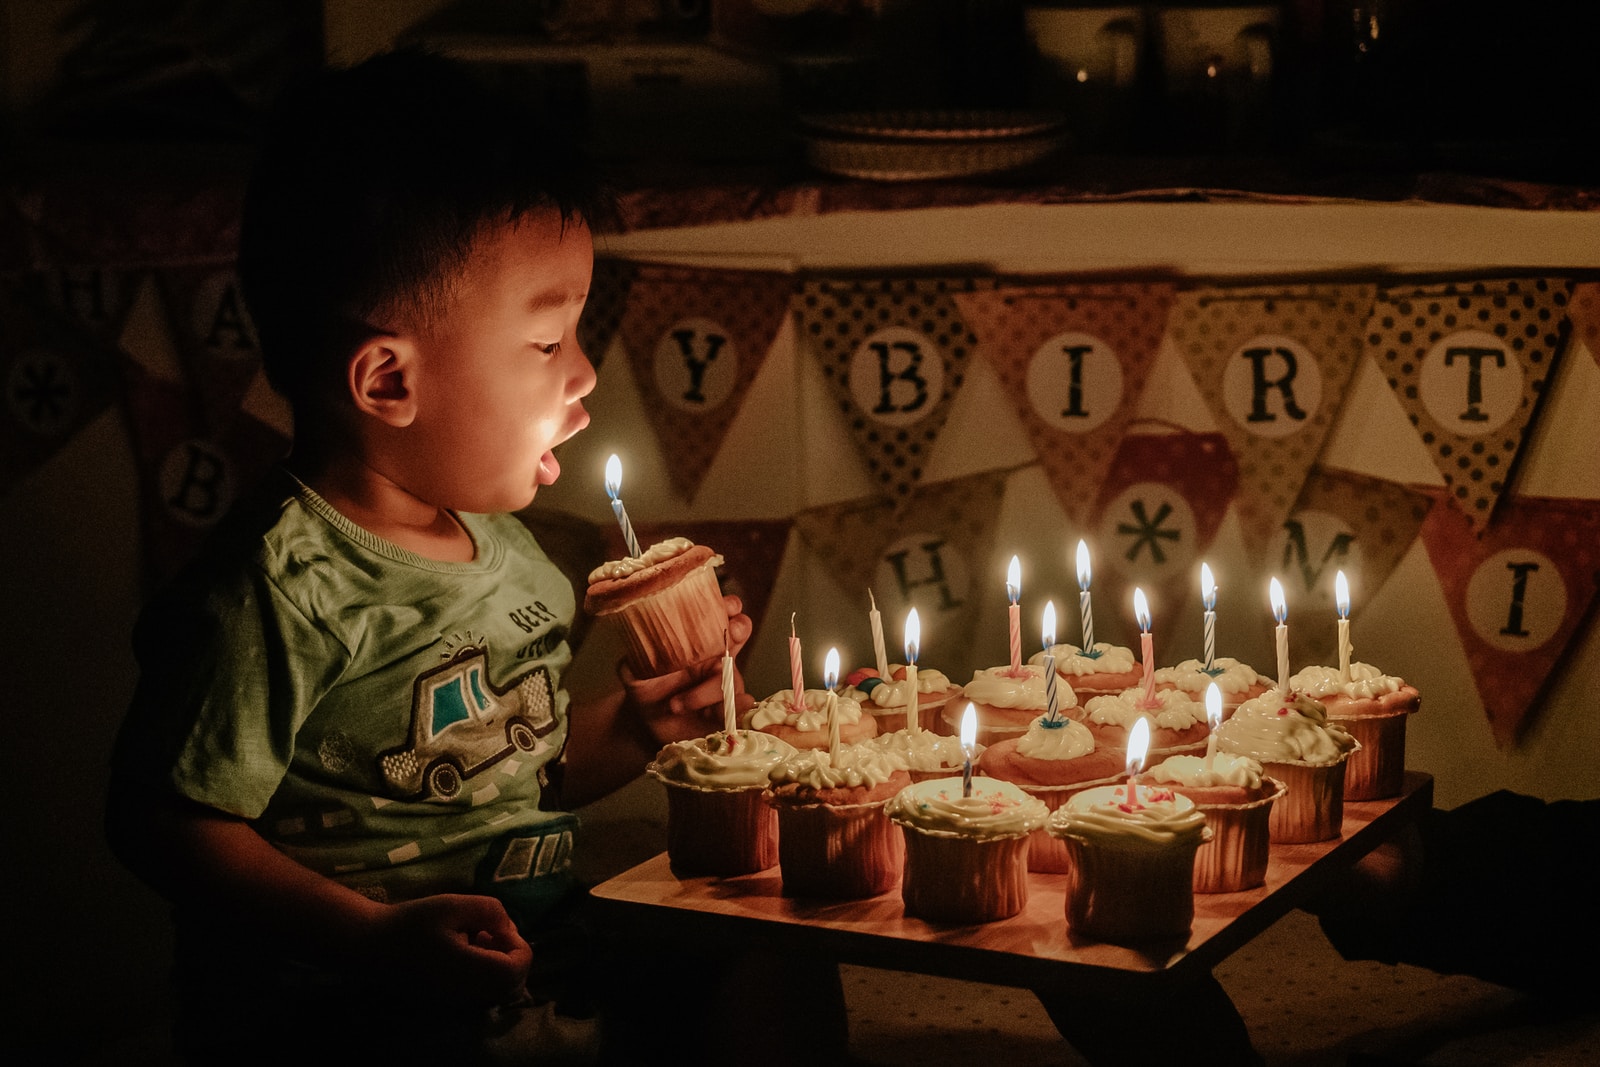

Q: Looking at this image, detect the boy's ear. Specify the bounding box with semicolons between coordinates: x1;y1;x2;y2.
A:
347;338;417;427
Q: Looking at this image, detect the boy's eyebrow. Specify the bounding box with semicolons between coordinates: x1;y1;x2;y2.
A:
527;290;588;313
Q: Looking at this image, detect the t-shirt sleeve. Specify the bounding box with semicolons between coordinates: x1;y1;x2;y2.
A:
113;562;349;819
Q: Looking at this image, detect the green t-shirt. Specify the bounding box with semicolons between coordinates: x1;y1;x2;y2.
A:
117;471;578;911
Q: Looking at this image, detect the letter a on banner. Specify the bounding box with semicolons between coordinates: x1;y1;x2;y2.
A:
1169;283;1375;557
1366;277;1571;533
793;277;984;507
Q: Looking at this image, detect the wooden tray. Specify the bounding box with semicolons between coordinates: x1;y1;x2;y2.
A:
590;772;1433;992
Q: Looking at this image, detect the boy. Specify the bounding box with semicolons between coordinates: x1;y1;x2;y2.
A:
105;48;748;1064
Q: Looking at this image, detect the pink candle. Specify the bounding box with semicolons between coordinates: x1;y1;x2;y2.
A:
1125;717;1150;808
789;613;805;713
1006;555;1022;673
1134;587;1157;708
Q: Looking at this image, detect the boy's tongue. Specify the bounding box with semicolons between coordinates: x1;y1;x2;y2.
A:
537;449;560;485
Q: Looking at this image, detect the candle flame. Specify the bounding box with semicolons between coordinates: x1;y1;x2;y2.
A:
904;607;920;663
1335;570;1350;619
824;647;840;690
604;453;622;499
1269;577;1287;624
1006;555;1021;604
1200;562;1216;610
1042;600;1056;650
1127;717;1150;777
1076;539;1092;590
1205;682;1223;731
1133;587;1151;633
960;702;977;752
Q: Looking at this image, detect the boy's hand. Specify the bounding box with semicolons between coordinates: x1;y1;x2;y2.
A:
367;893;532;1007
621;594;756;746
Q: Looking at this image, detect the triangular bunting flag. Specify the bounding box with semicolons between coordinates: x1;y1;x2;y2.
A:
1569;281;1600;371
1;277;124;494
1271;465;1436;668
1169;282;1375;555
155;265;264;432
794;469;1011;668
22;265;144;347
1419;491;1600;748
579;257;637;370
617;264;790;503
793;276;984;506
953;281;1174;526
1091;427;1239;629
1366;276;1571;532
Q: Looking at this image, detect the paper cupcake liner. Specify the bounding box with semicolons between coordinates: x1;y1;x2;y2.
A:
1012;775;1125;873
1056;829;1209;943
1190;778;1285;893
610;560;728;678
771;799;903;900
1262;743;1358;843
658;779;778;877
898;827;1032;924
1332;712;1408;800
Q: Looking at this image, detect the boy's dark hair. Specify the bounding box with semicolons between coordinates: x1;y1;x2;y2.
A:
237;47;612;413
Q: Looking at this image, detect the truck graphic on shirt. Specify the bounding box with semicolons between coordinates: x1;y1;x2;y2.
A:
377;644;558;801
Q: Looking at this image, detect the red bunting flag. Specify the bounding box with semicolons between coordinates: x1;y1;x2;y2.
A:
617;264;791;504
579;257;637;370
1419;491;1600;748
1366;277;1571;532
953;281;1174;526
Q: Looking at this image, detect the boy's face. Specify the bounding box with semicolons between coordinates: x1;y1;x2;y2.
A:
401;209;596;514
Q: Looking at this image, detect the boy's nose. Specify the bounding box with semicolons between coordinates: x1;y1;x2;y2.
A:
569;347;597;402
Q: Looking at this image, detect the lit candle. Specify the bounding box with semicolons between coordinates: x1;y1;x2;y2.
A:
825;647;841;760
1042;600;1060;723
1134;587;1157;708
1006;555;1022;673
1200;562;1217;671
868;588;889;680
789;613;805;714
1075;539;1096;652
1203;682;1222;774
960;702;977;798
1125;716;1150;808
722;630;737;738
1270;577;1289;693
904;608;921;736
603;454;641;559
1335;570;1352;683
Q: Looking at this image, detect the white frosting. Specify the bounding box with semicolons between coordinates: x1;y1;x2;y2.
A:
744;689;865;732
1214;689;1357;765
1290;662;1408;700
1148;753;1264;790
842;665;955;709
1029;642;1136;676
1048;783;1208;847
869;729;973;773
768;741;905;791
1015;715;1096;760
886;776;1049;838
588;537;724;581
648;730;798;791
1084;686;1208;730
1153;657;1264;695
963;664;1066;710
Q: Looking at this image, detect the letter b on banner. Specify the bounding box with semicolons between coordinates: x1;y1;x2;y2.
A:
850;327;943;427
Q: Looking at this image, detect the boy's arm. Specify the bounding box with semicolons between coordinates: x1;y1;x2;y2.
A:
105;776;531;1006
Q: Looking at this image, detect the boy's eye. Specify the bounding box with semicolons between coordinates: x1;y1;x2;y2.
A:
536;342;562;357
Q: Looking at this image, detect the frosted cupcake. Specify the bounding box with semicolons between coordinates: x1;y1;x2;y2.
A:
886;776;1049;924
842;664;961;734
975;715;1125;873
947;664;1073;748
1080;686;1211;758
869;727;982;784
1213;689;1358;843
1031;641;1143;701
1148;753;1284;893
647;729;798;876
743;687;878;750
585;537;727;678
765;742;910;900
1047;781;1211;943
1154;658;1271;720
1289;663;1420;800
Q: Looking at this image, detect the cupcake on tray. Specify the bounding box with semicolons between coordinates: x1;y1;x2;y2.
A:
1080;685;1211;758
948;663;1072;748
1147;749;1283;893
743;686;878;750
1154;657;1270;720
1289;661;1420;800
585;536;728;678
869;725;980;784
647;728;798;877
1212;688;1358;843
1031;641;1144;702
842;664;960;735
765;740;910;900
